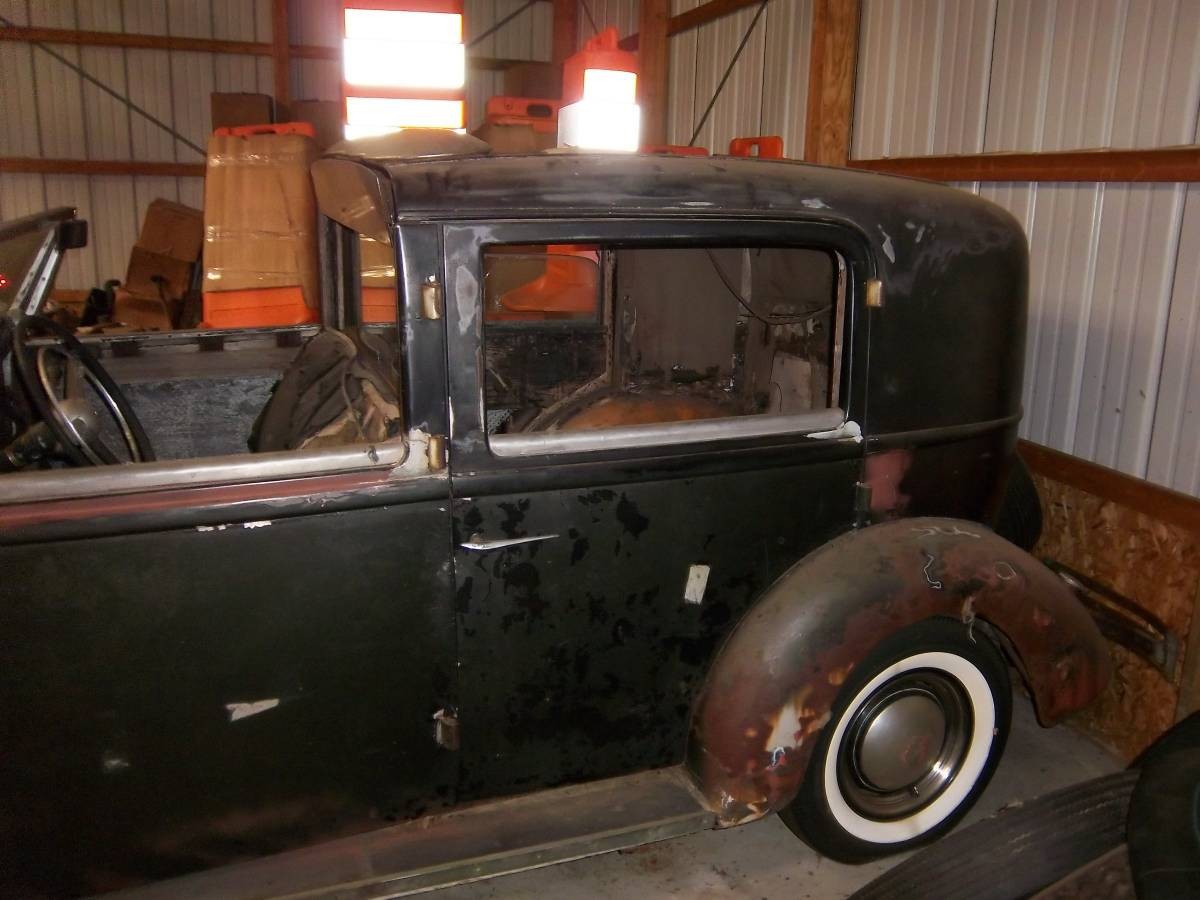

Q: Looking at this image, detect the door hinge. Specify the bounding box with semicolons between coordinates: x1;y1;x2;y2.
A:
854;481;872;527
427;434;446;471
433;708;460;751
865;277;884;308
421;275;443;319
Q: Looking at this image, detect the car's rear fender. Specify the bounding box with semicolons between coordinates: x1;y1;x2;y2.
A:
686;516;1111;825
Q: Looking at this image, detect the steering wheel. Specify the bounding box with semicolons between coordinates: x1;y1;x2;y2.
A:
12;314;155;466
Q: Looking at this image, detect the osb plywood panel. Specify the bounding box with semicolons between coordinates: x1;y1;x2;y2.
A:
1033;473;1200;760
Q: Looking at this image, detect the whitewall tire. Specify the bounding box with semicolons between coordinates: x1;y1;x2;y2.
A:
779;618;1012;862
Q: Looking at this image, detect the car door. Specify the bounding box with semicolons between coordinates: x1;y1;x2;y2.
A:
444;218;872;801
0;224;457;896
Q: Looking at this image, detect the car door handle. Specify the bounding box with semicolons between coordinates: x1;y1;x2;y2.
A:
460;533;559;551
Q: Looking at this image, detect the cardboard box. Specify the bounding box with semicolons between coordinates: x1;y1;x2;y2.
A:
203;130;320;308
473;121;557;153
210;92;274;130
359;236;396;288
113;288;173;331
136;199;203;262
124;246;194;301
286;99;344;151
504;62;562;99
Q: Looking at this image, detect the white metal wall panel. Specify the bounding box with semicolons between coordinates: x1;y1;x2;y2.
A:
854;0;1200;493
579;0;639;45
853;0;996;159
1148;183;1200;495
668;0;809;157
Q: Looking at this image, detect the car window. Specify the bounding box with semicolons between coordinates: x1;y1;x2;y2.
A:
483;243;843;442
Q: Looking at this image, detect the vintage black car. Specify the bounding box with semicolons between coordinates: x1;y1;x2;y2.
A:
0;133;1110;898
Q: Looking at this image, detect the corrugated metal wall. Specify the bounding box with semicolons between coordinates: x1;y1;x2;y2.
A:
0;0;550;289
666;0;811;154
854;0;1200;496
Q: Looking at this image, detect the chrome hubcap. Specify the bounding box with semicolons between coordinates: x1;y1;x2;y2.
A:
838;670;972;820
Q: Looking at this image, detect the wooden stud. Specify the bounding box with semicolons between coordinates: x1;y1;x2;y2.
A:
850;147;1200;183
803;0;861;166
552;0;579;64
272;0;291;113
637;0;671;148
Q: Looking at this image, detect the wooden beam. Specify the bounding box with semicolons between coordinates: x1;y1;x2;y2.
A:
1018;440;1200;535
619;0;763;51
551;0;578;65
0;25;554;72
638;0;671;147
0;24;271;55
803;0;860;166
849;147;1200;183
0;158;205;178
271;0;291;111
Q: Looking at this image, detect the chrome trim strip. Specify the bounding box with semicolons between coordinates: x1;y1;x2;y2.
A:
490;408;847;458
460;533;559;551
864;411;1023;450
0;441;411;505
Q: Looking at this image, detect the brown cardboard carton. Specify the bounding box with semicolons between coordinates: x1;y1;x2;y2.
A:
124;246;194;301
211;92;274;130
203;130;320;308
136;199;203;262
473;121;557;153
504;62;562;99
286;100;344;151
113;288;173;331
359;236;396;288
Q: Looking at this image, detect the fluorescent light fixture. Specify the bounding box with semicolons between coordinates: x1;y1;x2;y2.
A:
346;96;465;130
558;99;641;152
344;9;462;42
582;68;636;104
343;38;466;89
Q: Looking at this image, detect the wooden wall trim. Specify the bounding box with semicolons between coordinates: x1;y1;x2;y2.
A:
803;0;861;166
618;0;762;51
850;147;1200;183
1018;440;1200;534
0;158;206;178
0;24;520;71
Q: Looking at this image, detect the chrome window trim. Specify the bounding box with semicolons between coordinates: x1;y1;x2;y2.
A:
0;440;412;506
489;408;848;458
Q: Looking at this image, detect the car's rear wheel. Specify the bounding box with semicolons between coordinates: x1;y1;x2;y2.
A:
779;618;1012;862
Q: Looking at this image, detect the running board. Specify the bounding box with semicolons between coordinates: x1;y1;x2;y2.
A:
115;767;716;900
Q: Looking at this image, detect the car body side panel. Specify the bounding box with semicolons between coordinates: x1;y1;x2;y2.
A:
687;516;1111;825
0;487;457;897
452;456;859;803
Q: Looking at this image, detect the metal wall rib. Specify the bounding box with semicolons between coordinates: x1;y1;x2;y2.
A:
854;0;1200;495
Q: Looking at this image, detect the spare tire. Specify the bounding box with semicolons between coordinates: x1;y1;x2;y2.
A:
994;455;1043;551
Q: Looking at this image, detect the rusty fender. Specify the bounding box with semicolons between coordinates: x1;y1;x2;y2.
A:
685;516;1111;826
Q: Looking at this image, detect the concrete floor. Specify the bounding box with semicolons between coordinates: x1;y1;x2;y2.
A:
435;697;1120;900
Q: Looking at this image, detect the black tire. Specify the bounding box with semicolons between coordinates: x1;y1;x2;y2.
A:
994;456;1043;551
779;617;1012;863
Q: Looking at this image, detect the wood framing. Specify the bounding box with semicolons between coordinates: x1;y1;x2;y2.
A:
637;0;671;147
0;158;205;178
272;0;291;111
0;25;522;71
1018;440;1200;534
618;0;762;51
850;147;1200;183
803;0;861;166
551;0;579;65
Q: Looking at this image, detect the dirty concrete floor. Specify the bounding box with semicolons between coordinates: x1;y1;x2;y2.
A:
435;696;1120;900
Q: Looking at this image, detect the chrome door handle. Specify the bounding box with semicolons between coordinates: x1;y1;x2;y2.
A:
459;533;559;551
